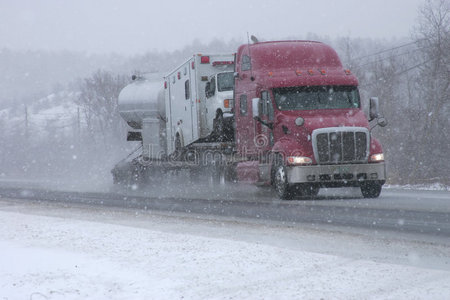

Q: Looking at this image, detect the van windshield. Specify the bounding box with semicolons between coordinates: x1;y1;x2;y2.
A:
273;86;360;111
217;72;234;92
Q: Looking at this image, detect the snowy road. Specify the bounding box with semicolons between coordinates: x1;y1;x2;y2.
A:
1;196;450;299
0;181;450;298
0;181;449;240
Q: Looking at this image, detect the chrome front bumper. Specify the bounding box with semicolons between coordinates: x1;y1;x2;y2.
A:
287;162;386;184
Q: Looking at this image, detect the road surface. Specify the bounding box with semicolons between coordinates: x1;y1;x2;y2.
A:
0;180;450;298
0;180;449;241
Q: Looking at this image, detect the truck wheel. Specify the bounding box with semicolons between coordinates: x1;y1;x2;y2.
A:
292;184;320;198
274;164;294;200
189;167;202;182
208;164;225;185
172;134;183;161
224;163;237;183
212;110;224;141
360;181;382;198
306;185;320;197
144;167;165;185
291;183;320;198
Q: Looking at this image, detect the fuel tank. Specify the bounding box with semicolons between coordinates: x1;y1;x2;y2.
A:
118;73;165;129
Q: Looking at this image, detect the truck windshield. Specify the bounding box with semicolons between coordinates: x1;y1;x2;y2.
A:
217;72;234;92
273;86;360;111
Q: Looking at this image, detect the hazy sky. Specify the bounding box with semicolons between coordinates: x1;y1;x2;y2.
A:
0;0;425;55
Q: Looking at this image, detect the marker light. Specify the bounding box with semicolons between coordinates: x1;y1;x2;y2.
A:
344;69;351;75
320;69;326;75
295;117;304;126
268;71;273;77
308;69;314;75
370;153;384;162
224;99;232;108
286;156;312;165
201;56;210;64
295;70;302;76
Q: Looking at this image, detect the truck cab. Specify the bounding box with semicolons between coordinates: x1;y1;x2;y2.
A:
205;71;234;132
164;54;234;154
234;40;387;199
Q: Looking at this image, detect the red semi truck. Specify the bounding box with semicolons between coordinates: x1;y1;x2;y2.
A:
233;40;387;199
113;40;387;199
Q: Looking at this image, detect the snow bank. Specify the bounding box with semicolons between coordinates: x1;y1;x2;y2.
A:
386;183;450;192
1;208;449;299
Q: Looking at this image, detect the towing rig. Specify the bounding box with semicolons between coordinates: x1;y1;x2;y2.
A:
112;40;387;199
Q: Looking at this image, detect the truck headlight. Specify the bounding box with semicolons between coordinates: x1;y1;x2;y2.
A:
286;156;312;165
370;153;384;162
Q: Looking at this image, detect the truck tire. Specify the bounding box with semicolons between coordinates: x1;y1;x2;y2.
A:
189;167;202;182
213;110;224;141
172;134;183;161
272;155;319;199
305;184;320;197
273;164;295;200
291;184;320;198
360;181;382;198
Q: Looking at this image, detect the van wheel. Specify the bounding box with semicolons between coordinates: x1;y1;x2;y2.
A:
360;181;382;198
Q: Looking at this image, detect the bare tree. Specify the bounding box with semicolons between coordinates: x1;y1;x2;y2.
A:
77;70;129;146
411;0;450;182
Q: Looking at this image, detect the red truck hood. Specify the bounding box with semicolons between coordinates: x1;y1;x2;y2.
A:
256;67;358;88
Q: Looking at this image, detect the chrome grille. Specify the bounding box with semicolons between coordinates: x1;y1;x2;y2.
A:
313;127;369;164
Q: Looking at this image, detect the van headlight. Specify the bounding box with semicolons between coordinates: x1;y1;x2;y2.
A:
370;153;384;162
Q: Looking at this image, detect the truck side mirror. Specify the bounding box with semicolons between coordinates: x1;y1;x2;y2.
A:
377;117;388;127
252;98;261;118
252;97;273;130
369;97;380;121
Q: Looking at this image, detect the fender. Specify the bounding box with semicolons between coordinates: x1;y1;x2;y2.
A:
370;137;384;156
271;137;314;162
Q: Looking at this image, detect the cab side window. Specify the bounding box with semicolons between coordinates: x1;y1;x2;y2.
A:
242;55;251;71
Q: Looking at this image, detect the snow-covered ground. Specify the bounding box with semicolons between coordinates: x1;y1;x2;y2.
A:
1;199;450;299
385;183;450;192
0;92;80;138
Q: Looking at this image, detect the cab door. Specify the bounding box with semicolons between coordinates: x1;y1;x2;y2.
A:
254;90;274;152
